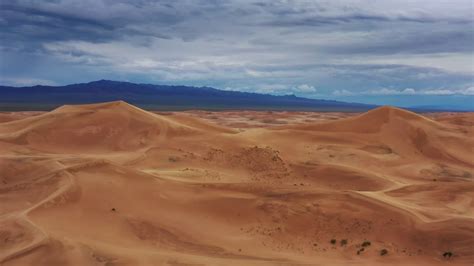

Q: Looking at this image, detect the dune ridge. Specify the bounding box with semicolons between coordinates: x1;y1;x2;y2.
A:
0;101;235;153
0;102;473;265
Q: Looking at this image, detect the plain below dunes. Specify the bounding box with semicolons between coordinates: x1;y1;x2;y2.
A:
0;101;473;266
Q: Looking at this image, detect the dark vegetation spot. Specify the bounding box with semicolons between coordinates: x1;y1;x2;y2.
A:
330;239;337;245
111;208;116;212
313;243;317;247
361;241;371;247
443;251;453;259
340;239;348;246
380;249;388;256
238;249;242;252
357;248;365;255
168;156;179;162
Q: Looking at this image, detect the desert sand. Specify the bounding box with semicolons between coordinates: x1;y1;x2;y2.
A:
0;101;473;265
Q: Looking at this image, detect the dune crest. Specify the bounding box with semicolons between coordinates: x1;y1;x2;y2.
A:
276;106;473;166
0;101;234;153
1;102;473;266
281;106;438;132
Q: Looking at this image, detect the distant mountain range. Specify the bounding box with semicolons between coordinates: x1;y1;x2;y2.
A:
0;80;376;111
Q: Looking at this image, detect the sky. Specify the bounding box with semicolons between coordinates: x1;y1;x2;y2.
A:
0;0;473;109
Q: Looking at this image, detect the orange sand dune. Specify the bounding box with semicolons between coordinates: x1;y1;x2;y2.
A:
0;102;473;265
0;101;234;153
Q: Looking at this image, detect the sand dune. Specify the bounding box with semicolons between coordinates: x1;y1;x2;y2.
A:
0;101;234;153
277;106;473;166
0;103;473;265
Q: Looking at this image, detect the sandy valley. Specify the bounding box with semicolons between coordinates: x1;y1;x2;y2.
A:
0;101;473;265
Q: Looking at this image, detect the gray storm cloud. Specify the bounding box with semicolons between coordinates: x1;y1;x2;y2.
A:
0;0;473;107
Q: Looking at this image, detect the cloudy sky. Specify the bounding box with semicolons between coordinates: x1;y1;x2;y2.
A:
1;0;473;109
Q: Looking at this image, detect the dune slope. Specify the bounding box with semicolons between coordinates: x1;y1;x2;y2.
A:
0;103;473;266
0;101;234;153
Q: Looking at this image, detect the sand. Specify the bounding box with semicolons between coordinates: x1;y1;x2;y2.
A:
0;101;473;265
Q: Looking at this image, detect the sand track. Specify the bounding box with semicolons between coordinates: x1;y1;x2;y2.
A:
0;102;473;265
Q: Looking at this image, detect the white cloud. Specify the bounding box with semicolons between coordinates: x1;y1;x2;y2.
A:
245;69;265;77
422;89;455;95
333;89;354;96
402;88;416;94
460;86;474;95
367;88;416;95
0;78;58;87
294;84;316;92
255;84;290;94
357;86;474;96
347;53;474;74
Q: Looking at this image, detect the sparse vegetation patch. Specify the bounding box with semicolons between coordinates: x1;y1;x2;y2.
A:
443;251;453;259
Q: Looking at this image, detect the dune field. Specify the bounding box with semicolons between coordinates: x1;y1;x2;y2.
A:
0;101;473;266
